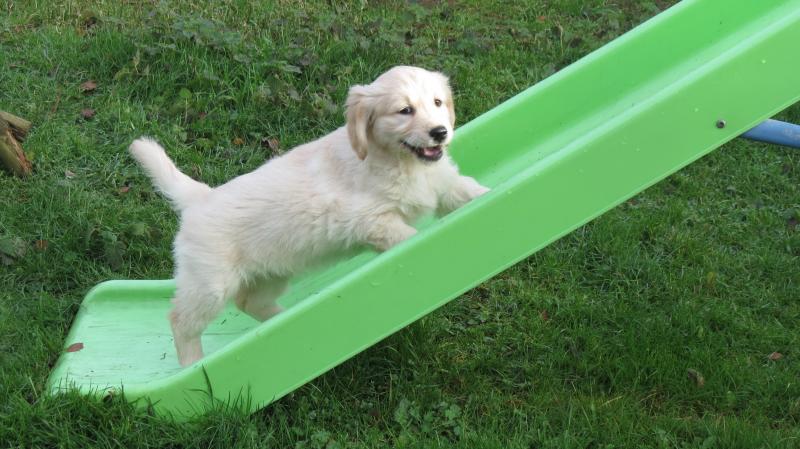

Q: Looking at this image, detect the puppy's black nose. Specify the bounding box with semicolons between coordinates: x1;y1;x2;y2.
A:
429;126;448;143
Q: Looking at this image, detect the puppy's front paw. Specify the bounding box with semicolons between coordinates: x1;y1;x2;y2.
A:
461;176;490;200
367;217;418;252
471;183;490;199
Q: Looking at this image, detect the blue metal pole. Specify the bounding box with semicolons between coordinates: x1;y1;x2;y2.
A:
741;119;800;148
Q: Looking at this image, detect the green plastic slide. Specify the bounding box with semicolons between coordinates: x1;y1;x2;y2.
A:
48;0;800;418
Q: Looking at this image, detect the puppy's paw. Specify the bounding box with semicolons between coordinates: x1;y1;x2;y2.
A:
471;183;490;198
460;176;490;200
367;216;418;252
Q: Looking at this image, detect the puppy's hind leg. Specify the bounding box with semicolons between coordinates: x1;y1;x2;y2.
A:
234;276;289;321
169;269;236;367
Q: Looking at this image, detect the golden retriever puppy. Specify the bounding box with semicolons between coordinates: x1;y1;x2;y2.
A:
129;66;489;366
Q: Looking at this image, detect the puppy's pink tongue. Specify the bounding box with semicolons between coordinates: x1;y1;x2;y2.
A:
423;147;441;157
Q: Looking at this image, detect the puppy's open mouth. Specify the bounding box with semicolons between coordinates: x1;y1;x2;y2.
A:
401;141;443;162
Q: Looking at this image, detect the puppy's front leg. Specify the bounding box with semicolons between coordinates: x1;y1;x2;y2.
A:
365;213;417;251
438;175;490;216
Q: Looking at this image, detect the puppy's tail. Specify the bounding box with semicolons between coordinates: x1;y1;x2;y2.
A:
129;137;211;212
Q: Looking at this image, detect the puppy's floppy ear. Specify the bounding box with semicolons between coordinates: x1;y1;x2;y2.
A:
346;85;372;160
436;72;456;129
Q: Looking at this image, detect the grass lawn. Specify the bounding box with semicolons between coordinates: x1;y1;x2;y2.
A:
2;0;799;447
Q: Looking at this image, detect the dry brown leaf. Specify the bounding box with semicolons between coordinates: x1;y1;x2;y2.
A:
34;239;48;251
80;80;98;92
768;352;783;361
261;137;280;151
687;368;705;387
119;185;130;194
232;137;244;146
66;342;84;352
80;108;95;119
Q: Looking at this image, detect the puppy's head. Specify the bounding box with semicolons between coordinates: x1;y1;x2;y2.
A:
346;66;455;162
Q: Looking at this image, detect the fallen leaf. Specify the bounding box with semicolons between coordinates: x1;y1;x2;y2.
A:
687;368;705;387
80;108;96;119
537;15;546;22
80;80;98;92
768;352;783;361
539;310;549;321
232;137;244;146
369;408;381;420
261;137;280;151
34;239;48;251
80;11;98;31
118;185;130;194
65;169;76;179
66;342;84;352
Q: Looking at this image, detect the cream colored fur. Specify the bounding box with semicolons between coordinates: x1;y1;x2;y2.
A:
129;66;489;366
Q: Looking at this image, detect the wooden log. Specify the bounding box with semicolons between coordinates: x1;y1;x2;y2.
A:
0;115;32;177
0;111;32;141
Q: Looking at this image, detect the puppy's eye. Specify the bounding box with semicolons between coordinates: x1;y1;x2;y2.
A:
434;99;442;107
398;106;414;115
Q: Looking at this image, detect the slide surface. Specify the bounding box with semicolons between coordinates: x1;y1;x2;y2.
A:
48;0;800;418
